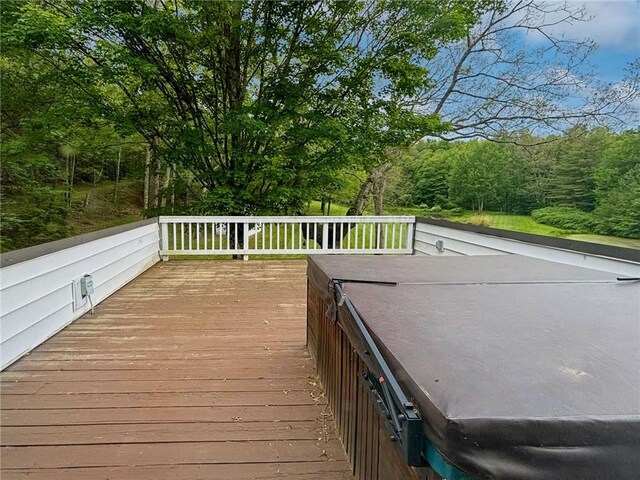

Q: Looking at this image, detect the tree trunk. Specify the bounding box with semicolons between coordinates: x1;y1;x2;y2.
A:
372;175;386;215
170;166;176;212
347;176;374;216
66;153;76;209
144;145;151;210
114;147;121;203
161;165;171;208
348;162;392;217
153;168;160;208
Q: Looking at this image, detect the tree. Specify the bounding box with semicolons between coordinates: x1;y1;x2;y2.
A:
546;126;611;211
448;141;512;212
594;165;640;238
593;131;640;237
417;0;639;139
5;0;483;217
407;143;453;208
355;0;639;213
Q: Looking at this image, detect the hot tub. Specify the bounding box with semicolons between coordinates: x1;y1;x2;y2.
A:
307;255;640;480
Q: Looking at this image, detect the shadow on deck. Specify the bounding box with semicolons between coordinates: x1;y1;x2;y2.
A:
1;261;353;479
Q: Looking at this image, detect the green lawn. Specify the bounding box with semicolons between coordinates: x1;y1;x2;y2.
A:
305;201;349;216
309;202;640;250
451;212;640;249
455;212;568;236
565;234;640;249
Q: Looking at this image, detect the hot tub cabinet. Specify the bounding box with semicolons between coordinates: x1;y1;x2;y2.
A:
306;255;640;480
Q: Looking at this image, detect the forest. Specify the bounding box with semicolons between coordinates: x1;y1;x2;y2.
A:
1;0;638;252
384;129;639;239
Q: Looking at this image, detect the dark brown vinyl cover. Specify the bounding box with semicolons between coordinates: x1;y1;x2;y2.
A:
308;255;640;480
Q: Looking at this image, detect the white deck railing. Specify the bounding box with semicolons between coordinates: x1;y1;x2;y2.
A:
159;216;415;258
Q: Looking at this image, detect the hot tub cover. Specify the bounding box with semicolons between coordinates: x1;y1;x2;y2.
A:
308;255;640;480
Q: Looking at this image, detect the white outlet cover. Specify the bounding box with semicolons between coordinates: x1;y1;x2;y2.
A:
72;277;88;311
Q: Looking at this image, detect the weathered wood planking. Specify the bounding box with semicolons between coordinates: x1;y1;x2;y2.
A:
1;260;353;480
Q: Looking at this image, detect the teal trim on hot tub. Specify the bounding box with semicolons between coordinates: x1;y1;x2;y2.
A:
425;440;474;480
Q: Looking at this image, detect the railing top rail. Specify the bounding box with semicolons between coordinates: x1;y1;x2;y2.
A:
159;215;415;223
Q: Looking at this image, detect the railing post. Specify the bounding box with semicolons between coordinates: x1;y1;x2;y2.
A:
407;221;415;254
243;221;249;261
322;222;329;251
160;221;169;261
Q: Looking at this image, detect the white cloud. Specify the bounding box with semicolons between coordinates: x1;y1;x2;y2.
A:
529;1;639;50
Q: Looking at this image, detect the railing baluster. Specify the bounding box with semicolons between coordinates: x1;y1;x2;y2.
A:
277;223;280;249
355;222;359;250
376;223;381;250
173;223;177;251
369;222;373;250
196;223;200;251
313;223;317;250
362;223;366;250
284;222;288;249
340;222;344;250
181;223;185;251
243;221;249;258
332;222;336;250
392;224;396;250
234;223;238;252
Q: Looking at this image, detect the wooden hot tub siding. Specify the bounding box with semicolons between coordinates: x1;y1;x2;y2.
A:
307;281;438;480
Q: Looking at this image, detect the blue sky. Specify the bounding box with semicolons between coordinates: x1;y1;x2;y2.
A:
527;1;639;83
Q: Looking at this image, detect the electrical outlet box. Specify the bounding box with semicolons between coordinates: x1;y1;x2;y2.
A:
72;274;94;311
81;274;94;297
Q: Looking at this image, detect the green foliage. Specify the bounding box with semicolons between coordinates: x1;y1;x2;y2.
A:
407;143;453;208
448;141;514;212
385;128;639;239
531;207;599;233
545;127;611;211
594;164;640;238
4;0;485;216
0;189;69;252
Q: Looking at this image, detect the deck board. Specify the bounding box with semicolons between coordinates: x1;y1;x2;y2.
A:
1;260;353;479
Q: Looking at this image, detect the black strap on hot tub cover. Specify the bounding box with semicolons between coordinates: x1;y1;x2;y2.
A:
331;279;424;467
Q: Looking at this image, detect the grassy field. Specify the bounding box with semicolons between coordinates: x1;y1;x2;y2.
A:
452;212;640;249
310;202;640;249
305;201;349;216
564;234;640;249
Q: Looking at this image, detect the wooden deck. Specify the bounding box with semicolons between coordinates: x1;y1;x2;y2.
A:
1;261;353;479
